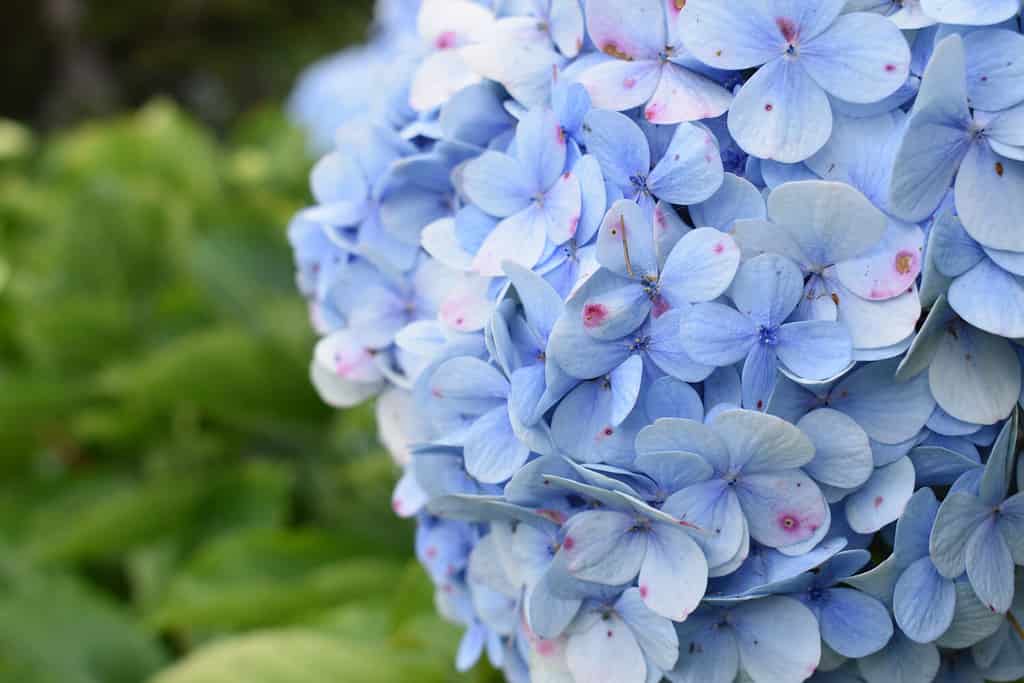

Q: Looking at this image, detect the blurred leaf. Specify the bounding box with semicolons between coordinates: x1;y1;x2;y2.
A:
0;563;166;683
149;630;440;683
149;528;404;634
24;462;292;566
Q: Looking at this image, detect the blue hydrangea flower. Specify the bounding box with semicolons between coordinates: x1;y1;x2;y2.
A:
678;0;911;162
890;35;1024;255
580;109;724;215
732;180;922;356
929;416;1024;613
638;410;830;562
576;0;732;124
681;253;853;410
286;0;1024;679
461;107;582;275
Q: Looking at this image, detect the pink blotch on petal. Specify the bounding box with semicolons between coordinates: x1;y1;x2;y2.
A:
713;242;725;254
563;536;576;550
435;30;457;50
583;303;609;329
652;295;671;318
776;17;799;43
568;216;579;237
536;639;558;657
639;585;649;598
874;496;884;508
778;513;802;534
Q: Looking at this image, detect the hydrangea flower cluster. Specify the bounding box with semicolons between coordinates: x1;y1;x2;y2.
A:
287;1;1024;681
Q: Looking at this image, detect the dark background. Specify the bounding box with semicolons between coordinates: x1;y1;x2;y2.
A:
1;0;373;130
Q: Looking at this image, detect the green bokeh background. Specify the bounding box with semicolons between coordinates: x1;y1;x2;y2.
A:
0;3;500;681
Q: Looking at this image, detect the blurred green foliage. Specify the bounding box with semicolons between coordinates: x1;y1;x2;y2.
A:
0;104;500;682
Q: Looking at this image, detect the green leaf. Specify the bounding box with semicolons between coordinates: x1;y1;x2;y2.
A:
148;630;442;683
0;565;166;683
148;528;405;634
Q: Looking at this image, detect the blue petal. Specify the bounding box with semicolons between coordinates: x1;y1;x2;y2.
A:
934;580;1004;649
641;522;709;621
963;29;1024;111
676;1;785;70
462;150;534;217
728;57;833;163
830;357;935;445
798;408;874;490
714;409;816;473
679;302;757;367
635;417;731;472
580;109;650;193
643;376;705;423
888;36;972;223
662;482;745;575
844;456;916;535
729;254;805;327
979;413;1018;506
597;199;659;279
581;280;651;340
689;173;767;232
820;587;894;657
515;108;568;192
892;483;945;567
965;517;1015;613
647;123;725;205
929;321;1020;425
559;509;646;584
472;204;550;276
464;407;530;483
615;588;680;673
566;606;648;683
669;613;739;683
659;229;741;306
733;597;822;683
919;0;1022;25
645;309;715;383
894;556;956;643
929;491;991;579
741;342;780;412
777;320;853;382
857;630;940;683
800;13;910;103
954;141;1024;252
736;470;828;549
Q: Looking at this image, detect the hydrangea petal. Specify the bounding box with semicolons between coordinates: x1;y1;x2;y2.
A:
577;58;662;113
799;409;874;490
640;523;709;621
845;456;915;534
954;141;1024;253
800;13;910;104
676;1;780;70
566;609;647;683
893;556;956;643
659;229;741;306
733;597;822;683
647;122;725;205
820;587;894;658
728;57;833;164
736;470;828;548
644;63;733;124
